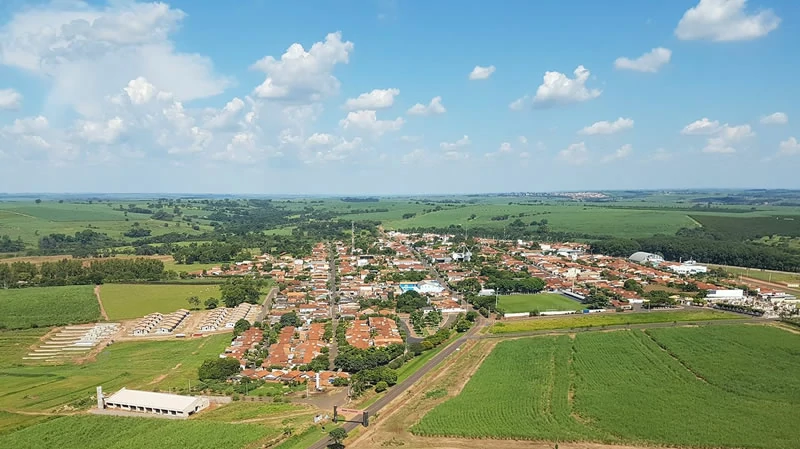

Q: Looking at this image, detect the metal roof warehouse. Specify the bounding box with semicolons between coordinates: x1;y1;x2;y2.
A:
103;388;208;418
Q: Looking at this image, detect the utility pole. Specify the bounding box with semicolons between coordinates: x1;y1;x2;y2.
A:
351;221;355;256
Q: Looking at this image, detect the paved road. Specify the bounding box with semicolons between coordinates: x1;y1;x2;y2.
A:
327;243;339;371
307;315;486;449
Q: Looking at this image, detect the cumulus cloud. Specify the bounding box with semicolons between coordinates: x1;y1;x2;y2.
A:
339;110;404;136
407;96;446;116
579;117;634;135
509;95;529;111
778;137;799;156
468;65;496;80
0;88;22;109
559;142;589;165
251;32;353;102
760;112;788;125
344;88;399;111
614;48;671;73
702;124;754;153
681;118;721;135
485;142;513;159
0;1;229;116
602;144;633;162
675;0;780;42
533;65;601;107
439;135;471;151
75;117;125;144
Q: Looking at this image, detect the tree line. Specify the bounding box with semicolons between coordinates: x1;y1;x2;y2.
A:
0;257;164;288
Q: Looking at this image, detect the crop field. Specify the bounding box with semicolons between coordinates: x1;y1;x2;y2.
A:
714;264;800;284
0;328;49;365
0;332;229;412
196;402;308;422
0;415;278;449
497;293;584;313
414;325;800;448
488;309;740;334
99;283;222;320
0;286;100;330
690;214;800;240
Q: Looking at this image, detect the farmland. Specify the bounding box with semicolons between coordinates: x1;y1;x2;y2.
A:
414;325;800;448
99;283;222;320
0;331;229;412
714;264;800;284
497;293;584;313
0;415;278;449
0;286;100;330
488;309;741;334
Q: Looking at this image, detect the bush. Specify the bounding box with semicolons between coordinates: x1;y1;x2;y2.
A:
375;381;388;392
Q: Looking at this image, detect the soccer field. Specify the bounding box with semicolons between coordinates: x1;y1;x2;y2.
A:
497;293;583;313
414;325;800;448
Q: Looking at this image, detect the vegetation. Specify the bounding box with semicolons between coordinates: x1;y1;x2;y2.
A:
100;283;222;320
0;257;164;287
0;285;99;329
497;293;584;313
489;309;741;334
198;357;241;381
415;325;800;448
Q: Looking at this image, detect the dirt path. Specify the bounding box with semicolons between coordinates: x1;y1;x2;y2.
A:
94;285;109;321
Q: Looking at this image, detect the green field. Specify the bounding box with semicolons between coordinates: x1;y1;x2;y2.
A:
0;415;278;449
414;325;800;448
195;402;307;422
489;309;741;334
0;331;229;412
100;284;222;320
0;328;49;366
714;265;800;284
0;286;100;330
498;293;584;313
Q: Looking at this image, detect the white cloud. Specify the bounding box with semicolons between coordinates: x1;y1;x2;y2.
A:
443;151;469;161
205;97;245;130
559;142;589;165
407;96;446;116
401;149;426;164
4;116;49;134
468;65;496;80
339;110;404;136
509;95;529;111
0;1;229;116
675;0;780;42
681;118;721;135
498;142;512;153
306;133;336;146
251;32;353;102
778;137;800;156
0;88;22;109
75;116;125;144
602;144;633;162
579;117;634;135
344;88;400;111
702;124;754;153
533;66;601;107
440;135;471;150
614;48;671;73
760;112;788;125
518;136;528;145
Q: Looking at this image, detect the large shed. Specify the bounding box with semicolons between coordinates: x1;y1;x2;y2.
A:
102;387;208;418
628;251;664;265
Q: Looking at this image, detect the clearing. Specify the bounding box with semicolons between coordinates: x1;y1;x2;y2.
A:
498;293;584;313
412;325;800;449
99;283;222;320
0;286;100;330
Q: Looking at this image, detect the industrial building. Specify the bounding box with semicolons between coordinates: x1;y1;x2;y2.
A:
628;251;664;265
99;387;209;418
667;260;708;275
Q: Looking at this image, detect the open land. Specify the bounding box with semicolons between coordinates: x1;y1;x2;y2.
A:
498;293;585;313
99;284;222;320
0;286;100;330
410;325;800;449
488;309;741;334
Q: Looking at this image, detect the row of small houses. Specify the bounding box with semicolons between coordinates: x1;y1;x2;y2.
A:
131;309;189;336
200;303;260;332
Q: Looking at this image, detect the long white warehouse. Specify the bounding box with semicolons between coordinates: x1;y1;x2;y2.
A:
101;387;208;418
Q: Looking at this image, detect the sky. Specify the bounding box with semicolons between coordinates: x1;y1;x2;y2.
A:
0;0;798;194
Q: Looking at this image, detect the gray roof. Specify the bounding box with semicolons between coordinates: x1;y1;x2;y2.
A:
628;251;662;263
105;388;202;412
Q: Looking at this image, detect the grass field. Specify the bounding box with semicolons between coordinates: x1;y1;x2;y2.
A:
0;328;50;366
195;402;307;422
100;284;222;320
0;331;229;412
498;293;584;313
0;415;278;449
489;309;740;334
0;286;100;330
414;325;800;448
714;264;800;284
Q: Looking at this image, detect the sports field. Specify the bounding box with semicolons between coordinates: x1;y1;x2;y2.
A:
100;284;222;320
0;286;100;330
0;330;229;412
489;309;740;333
497;293;583;313
414;325;800;448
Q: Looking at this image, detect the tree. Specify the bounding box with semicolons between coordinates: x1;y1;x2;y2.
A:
187;296;200;309
233;319;251;336
375;381;388;392
465;311;478;322
280;311;302;328
35;199;41;204
198;357;240;380
221;277;261;308
455;319;471;332
329;427;348;446
455;278;481;295
204;297;219;309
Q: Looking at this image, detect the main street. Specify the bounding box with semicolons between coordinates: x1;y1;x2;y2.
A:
327;242;339;370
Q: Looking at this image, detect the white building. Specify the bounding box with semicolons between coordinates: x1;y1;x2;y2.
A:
706;289;745;301
668;260;708;275
101;387;209;418
629;252;664;265
416;280;445;294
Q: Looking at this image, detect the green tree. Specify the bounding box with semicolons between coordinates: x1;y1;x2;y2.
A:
233;319;251;336
329;427;348;446
279;311;302;328
221;277;260;308
187;296;200;309
204;297;219;309
198;358;241;380
375;381;388;392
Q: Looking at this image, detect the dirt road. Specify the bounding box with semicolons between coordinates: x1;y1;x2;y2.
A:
94;285;109;321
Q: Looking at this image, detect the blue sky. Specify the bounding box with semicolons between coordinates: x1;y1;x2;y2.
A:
0;0;798;194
